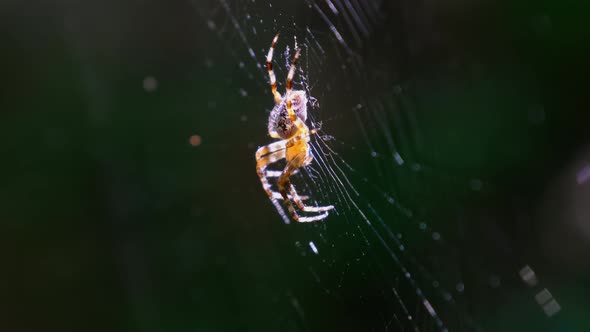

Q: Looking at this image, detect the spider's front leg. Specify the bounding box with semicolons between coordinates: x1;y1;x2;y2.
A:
266;33;282;104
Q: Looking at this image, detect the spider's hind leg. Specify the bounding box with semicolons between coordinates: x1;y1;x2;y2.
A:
256;141;286;197
278;153;334;222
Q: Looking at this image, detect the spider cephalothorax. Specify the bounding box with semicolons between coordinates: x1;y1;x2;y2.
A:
255;34;334;223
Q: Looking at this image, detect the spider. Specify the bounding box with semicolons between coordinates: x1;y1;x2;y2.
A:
255;34;334;223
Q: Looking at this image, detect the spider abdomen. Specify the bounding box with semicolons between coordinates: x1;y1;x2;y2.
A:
268;90;308;139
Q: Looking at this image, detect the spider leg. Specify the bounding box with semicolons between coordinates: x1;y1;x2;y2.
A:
258;155;308;201
278;153;334;223
256;139;286;160
256;141;308;201
272;193;309;201
265;170;308;201
255;146;291;224
285;49;308;133
265;169;304;179
268;130;281;139
256;141;286;198
266;33;282;104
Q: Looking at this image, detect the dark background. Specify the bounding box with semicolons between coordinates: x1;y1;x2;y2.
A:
2;0;590;331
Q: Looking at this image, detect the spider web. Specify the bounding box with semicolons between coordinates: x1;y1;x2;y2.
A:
191;0;567;330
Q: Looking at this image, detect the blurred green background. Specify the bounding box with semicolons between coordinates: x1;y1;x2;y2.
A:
2;0;590;331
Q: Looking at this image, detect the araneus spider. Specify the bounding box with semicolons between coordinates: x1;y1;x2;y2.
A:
255;34;334;223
